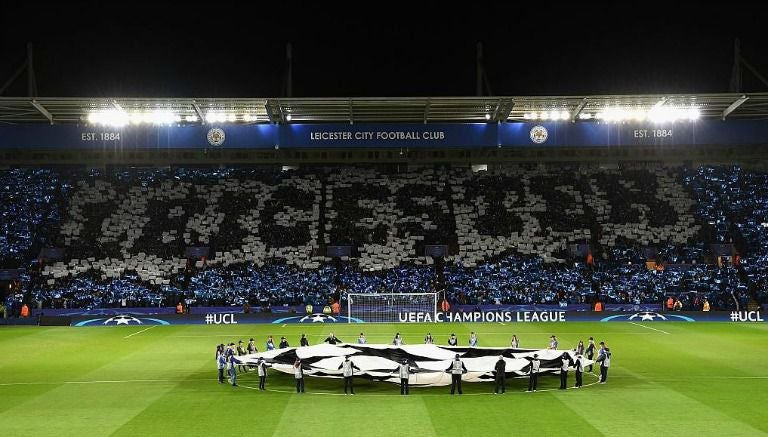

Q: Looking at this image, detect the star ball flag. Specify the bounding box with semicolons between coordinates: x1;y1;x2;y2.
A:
234;344;592;386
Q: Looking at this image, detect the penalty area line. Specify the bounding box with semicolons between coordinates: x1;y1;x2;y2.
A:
628;322;670;335
124;326;157;338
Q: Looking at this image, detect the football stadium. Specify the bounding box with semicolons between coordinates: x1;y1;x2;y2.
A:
1;93;767;436
2;7;768;435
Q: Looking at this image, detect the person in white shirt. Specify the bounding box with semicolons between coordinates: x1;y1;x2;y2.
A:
447;354;468;395
294;359;305;393
527;354;540;392
510;334;519;348
338;356;361;395
424;333;434;344
396;359;414;395
357;333;367;344
549;335;559;350
559;352;573;389
256;357;270;390
468;332;478;347
392;332;404;346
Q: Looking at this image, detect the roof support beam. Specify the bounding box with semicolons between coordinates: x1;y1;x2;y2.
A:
497;99;514;121
192;101;205;124
570;98;588;122
491;99;502;121
30;99;53;124
722;95;749;120
423;99;431;124
111;100;124;112
349;98;354;125
264;101;276;124
276;99;286;123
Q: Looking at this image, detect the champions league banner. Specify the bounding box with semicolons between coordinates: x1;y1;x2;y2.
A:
64;310;765;326
234;344;590;387
3;120;768;149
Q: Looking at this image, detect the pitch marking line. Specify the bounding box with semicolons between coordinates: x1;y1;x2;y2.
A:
629;322;670;335
124;326;157;338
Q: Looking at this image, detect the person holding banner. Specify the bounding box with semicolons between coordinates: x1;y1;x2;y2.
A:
294;359;305;393
448;354;468;395
494;355;506;394
257;357;270;390
573;354;584;388
338;355;361;395
527;354;540;392
396;359;415;395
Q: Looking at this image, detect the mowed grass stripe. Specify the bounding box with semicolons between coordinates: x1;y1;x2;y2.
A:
0;326;175;416
110;364;291;437
0;326;185;437
271;390;438;437
594;366;767;437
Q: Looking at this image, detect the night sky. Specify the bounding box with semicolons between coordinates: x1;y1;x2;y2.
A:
1;2;767;97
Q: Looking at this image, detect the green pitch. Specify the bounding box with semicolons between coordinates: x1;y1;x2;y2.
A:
1;322;767;437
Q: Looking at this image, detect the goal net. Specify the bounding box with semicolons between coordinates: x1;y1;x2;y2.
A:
347;292;438;323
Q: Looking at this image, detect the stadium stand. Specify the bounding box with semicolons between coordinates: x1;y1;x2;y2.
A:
1;164;767;313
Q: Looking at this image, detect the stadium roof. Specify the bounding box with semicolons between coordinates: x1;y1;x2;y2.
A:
1;93;768;125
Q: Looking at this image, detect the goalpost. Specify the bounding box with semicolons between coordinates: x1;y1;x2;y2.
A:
347;292;438;323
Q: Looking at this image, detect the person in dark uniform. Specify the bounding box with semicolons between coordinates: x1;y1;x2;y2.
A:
236;340;247;373
559;352;573;389
247;338;257;354
447;333;458;346
279;336;289;348
257;357;270;390
585;337;596;373
575;340;585;356
294;358;305;393
494;355;506;394
324;332;341;345
447;354;468;395
527;354;540;392
300;334;309;347
338;355;361;395
216;344;226;383
573;354;584;388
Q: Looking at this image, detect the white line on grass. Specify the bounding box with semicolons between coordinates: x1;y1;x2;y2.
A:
628;322;670;334
0;379;182;386
282;324;287;327
124;326;156;338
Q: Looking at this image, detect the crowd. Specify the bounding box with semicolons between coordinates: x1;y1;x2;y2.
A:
1;164;766;313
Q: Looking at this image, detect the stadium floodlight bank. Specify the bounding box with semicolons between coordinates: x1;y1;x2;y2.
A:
347;292;438;323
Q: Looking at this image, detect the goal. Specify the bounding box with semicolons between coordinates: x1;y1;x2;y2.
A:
347;292;438;323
